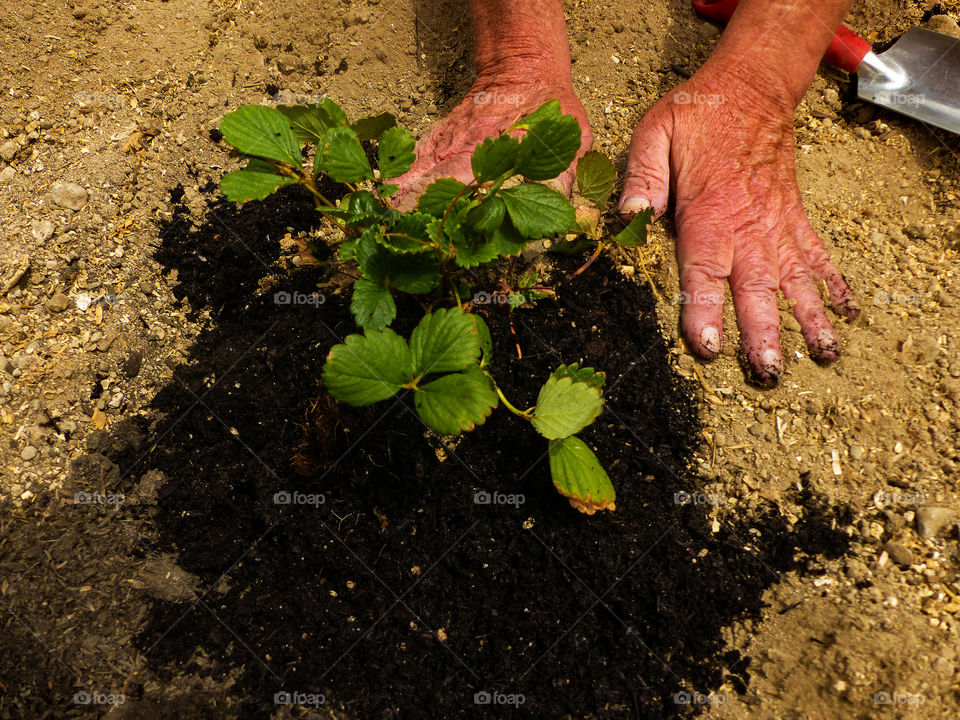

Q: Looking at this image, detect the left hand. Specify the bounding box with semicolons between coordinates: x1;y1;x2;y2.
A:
618;64;859;386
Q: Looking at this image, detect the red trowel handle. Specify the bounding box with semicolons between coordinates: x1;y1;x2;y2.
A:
693;0;872;73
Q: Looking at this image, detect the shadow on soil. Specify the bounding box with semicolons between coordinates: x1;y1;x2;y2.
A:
58;186;853;719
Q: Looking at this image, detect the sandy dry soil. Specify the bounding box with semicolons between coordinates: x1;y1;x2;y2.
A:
1;0;959;718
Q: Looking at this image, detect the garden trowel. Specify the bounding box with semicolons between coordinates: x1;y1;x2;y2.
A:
694;0;960;134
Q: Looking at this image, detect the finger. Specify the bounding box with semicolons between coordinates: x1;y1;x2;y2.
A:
778;240;841;362
620;107;672;221
675;210;733;359
728;239;783;386
791;208;860;319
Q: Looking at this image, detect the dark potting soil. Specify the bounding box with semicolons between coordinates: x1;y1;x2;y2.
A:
77;187;851;719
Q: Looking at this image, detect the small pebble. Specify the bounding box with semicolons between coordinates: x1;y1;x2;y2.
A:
20;446;38;461
0;140;18;162
45;292;70;313
881;541;913;568
0;166;15;183
31;219;55;242
50;182;88;211
917;506;955;539
927;14;960;39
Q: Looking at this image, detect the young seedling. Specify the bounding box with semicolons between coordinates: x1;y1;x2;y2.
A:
217;97;649;514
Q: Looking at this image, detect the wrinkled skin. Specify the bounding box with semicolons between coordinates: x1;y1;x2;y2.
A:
619;63;859;385
392;74;593;211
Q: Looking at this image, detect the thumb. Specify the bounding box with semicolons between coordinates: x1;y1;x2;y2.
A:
619;108;672;221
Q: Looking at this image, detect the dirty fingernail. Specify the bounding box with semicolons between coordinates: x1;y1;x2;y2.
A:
619;196;650;218
817;328;839;351
700;325;720;355
760;348;782;376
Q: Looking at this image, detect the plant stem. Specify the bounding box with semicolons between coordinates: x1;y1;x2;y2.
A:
491;379;532;419
567;241;604;279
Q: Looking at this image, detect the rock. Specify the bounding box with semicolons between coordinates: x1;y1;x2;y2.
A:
917;506;955;539
0;166;15;183
923;403;942;423
50;182;88;210
849;445;865;461
31;219;55;242
45;292;70;313
933;656;954;676
0;356;12;374
823;88;840;106
20;446;38;461
0;140;18;162
881;541;913;567
748;423;765;438
927;15;960;39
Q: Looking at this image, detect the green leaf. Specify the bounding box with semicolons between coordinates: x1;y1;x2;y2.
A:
417;178;468;217
613;207;654;247
488;217;528;257
511;100;562;131
379;183;400;199
322;329;412;406
551;363;605;390
378;126;416;180
220;106;303;167
415;366;498;436
383;253;440;293
465;195;506;234
278;103;344;145
319;126;373;183
220;163;296;202
381;213;434;253
352;112;397;141
576;151;616;206
410;307;482;376
317;98;350;128
516;117;581;181
474;315;493;369
548;436;616;514
452;233;501;268
471;135;519;183
500;183;576;238
531;375;604;439
350;278;397;329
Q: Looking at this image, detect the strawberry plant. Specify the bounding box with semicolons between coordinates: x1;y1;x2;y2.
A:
217;98;652;514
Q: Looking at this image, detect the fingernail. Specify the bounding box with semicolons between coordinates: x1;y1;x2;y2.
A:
700;326;720;355
619;196;650;218
817;328;839;351
760;348;782;377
